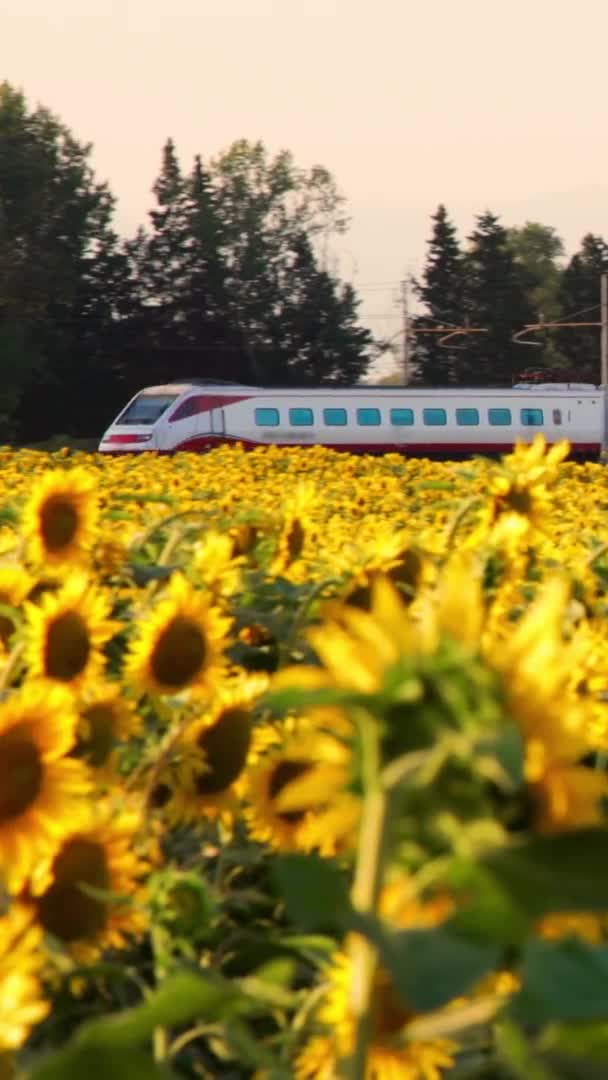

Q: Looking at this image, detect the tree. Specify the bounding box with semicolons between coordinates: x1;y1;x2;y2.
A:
411;205;468;384
129;138;374;387
555;234;608;381
506;222;567;370
461;211;537;385
0;81;129;440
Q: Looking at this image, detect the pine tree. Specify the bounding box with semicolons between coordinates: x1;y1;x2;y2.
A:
264;233;373;384
412;205;468;384
462;211;537;385
0;82;131;441
556;234;608;381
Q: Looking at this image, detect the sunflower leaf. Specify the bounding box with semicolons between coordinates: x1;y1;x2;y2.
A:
273;854;351;932
511;939;608;1025
27;971;259;1079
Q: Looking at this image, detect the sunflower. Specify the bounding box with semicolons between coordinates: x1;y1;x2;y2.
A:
245;728;356;853
0;564;35;652
156;674;268;824
72;683;141;771
296;878;455;1080
271;483;318;577
486;578;608;831
0;683;89;894
27;800;148;963
23;572;118;692
123;572;231;697
279;558;484;698
0;904;49;1051
21;467;99;568
466;435;570;549
192;530;244;601
334;528;435;611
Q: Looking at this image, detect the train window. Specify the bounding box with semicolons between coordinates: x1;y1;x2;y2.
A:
521;408;543;426
289;408;314;426
357;408;381;426
488;408;512;426
552;408;562;425
423;408;447;426
456;408;479;426
118;393;178;425
390;408;414;426
323;408;347;426
254;408;280;427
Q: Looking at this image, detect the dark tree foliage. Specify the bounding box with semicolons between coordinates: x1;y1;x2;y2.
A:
126;138;374;392
411;205;468;385
0;82;130;441
460;212;538;385
556;234;608;381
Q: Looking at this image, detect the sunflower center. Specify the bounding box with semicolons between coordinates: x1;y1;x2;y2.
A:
389;550;422;596
151;617;207;689
77;705;116;766
230;524;258;557
195;707;252;794
0;726;43;820
40;496;79;552
45;611;91;681
284;518;305;563
371;967;416;1041
0;614;15;647
498;487;534;516
268;760;313;824
36;838;111;942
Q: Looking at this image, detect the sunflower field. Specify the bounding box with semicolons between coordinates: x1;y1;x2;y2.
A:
3;437;608;1079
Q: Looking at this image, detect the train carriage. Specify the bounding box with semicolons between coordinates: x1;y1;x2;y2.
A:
99;379;603;458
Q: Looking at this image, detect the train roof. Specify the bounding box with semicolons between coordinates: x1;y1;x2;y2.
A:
140;380;602;397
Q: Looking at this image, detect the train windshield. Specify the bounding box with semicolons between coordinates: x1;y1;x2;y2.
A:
117;394;178;426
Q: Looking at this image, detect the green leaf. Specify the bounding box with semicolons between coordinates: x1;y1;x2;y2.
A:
273;854;351;931
495;1019;558;1080
448;830;608;945
512;939;608;1025
540;1021;608;1063
477;724;524;787
446;860;531;945
128;563;178;585
27;971;255;1080
28;1044;170;1080
482;829;608;918
368;923;500;1011
264;685;372;714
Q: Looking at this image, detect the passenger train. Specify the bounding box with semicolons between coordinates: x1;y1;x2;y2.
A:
98;379;604;458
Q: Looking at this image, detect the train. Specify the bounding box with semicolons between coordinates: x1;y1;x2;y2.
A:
98;378;605;458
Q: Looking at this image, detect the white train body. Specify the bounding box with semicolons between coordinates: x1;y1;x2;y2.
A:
99;380;603;457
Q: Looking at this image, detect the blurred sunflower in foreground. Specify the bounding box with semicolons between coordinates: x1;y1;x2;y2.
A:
296;877;455;1080
0;904;49;1055
0;684;89;894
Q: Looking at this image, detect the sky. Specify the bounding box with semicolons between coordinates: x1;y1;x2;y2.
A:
3;0;608;375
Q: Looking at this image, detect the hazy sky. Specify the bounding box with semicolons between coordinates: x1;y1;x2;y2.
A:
3;0;608;367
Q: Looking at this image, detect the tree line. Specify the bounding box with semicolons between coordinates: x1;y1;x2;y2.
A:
0;82;375;442
2;82;605;442
410;206;608;386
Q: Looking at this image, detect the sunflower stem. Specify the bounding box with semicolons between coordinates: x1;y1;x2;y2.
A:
343;709;388;1080
0;641;24;694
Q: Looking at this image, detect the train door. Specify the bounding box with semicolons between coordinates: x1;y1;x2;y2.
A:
558;395;602;450
210;408;225;439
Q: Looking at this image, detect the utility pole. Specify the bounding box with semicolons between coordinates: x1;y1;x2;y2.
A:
401;278;410;384
601;273;608;462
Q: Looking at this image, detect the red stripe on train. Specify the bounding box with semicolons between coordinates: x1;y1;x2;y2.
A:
168;435;600;455
168;394;250;422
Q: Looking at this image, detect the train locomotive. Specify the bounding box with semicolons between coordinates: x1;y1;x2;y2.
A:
99;379;603;458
